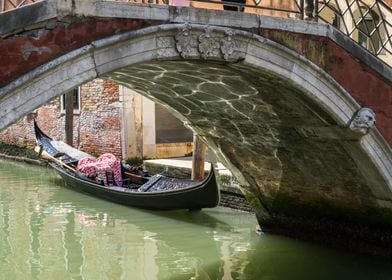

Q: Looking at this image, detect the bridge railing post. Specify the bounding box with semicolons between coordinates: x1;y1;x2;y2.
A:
314;0;318;21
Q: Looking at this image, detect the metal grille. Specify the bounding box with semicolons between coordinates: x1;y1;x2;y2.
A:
0;0;40;12
189;0;303;17
317;0;392;57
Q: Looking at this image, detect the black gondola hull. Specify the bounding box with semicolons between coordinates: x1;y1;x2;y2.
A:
34;120;220;210
52;162;220;210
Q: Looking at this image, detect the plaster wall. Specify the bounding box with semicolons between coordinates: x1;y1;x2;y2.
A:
142;96;156;158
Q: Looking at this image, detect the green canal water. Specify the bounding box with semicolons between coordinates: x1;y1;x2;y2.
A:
0;159;391;280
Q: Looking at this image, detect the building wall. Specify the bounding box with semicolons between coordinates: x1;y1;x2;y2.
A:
0;80;193;160
0;78;122;158
77;79;122;158
120;86;193;160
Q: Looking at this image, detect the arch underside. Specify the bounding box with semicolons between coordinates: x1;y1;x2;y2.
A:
106;60;390;225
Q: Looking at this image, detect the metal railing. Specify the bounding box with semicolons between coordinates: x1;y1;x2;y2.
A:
317;0;392;58
0;0;39;12
1;0;391;62
110;0;392;63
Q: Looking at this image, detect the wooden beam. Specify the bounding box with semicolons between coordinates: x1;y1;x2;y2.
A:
191;134;207;180
65;91;74;146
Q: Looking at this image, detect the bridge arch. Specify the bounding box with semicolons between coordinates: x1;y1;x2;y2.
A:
1;22;392;249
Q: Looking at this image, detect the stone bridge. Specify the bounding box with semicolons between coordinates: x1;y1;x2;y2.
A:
1;0;392;256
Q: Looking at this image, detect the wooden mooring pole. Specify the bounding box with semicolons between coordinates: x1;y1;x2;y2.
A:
65;90;74;146
191;134;207;180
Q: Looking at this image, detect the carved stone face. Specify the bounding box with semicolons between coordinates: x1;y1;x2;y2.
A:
350;107;376;130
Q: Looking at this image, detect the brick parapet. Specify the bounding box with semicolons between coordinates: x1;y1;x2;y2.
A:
0;17;146;87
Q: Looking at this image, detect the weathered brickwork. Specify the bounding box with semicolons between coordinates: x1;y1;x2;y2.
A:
0;78;122;158
259;29;392;144
0;17;146;87
77;79;122;157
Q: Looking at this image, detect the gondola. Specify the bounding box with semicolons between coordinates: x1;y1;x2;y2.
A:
33;121;219;210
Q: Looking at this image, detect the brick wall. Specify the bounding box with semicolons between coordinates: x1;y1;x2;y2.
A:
0;78;122;158
77;79;121;158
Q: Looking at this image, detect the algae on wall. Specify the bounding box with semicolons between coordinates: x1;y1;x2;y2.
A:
0;142;40;160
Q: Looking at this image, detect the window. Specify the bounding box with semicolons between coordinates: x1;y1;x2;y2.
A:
357;9;380;54
60;87;80;114
223;0;245;12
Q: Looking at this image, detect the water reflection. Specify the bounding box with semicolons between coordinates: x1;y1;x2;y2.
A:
47;187;249;280
0;159;392;280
